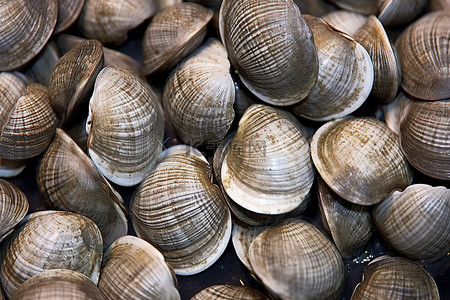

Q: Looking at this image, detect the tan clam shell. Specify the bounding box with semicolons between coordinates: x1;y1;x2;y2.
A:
430;0;450;10
0;179;28;243
399;99;450;180
77;0;156;45
378;0;428;27
321;10;368;36
310;117;413;205
373;184;450;263
395;11;450;100
142;2;213;75
293;0;336;16
0;0;57;71
54;0;86;33
86;66;164;187
0;83;57;160
329;0;378;14
292;15;373;121
49;39;104;124
98;235;180;300
248;219;345;300
350;256;440;300
0;72;28;126
10;269;105;300
382;91;412;136
221;104;314;216
163;38;235;146
130;145;232;275
23;41;60;86
191;284;269;300
353;16;401;103
0;211;103;298
219;0;318;106
318;177;375;258
37;129;128;250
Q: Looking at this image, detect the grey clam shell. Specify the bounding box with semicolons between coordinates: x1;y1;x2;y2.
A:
0;179;28;243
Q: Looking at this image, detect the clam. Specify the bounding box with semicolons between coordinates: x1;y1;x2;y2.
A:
329;0;378;15
191;285;269;300
77;0;157;45
350;256;440;299
353;16;401;103
382;91;411;136
130;145;232;275
378;0;428;27
310;117;413;205
142;2;213;75
430;0;450;11
219;0;318;106
10;269;105;300
98;235;180;300
248;219;345;300
0;81;57;160
292;15;374;121
0;159;27;178
321;10;368;36
0;179;28;243
293;0;336;16
395;11;450;100
23;41;60;86
0;0;58;71
86;66;164;186
49;39;104;125
373;184;450;263
54;0;86;33
399;98;450;180
163;38;235;146
219;105;314;222
0;211;103;298
37;129;128;250
318;177;375;258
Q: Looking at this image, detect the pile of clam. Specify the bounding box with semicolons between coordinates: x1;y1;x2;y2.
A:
0;0;449;299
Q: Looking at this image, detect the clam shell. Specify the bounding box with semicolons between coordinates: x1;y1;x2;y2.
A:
0;179;28;243
248;219;345;300
0;159;27;178
373;184;450;263
55;0;86;33
0;72;28;125
49;39;104;124
219;0;318;106
130;145;232;275
378;0;428;27
98;235;180;300
163;38;235;146
430;0;450;11
399;98;450;180
86;66;164;186
350;256;440;299
292;15;373;121
191;284;269;300
37;129;128;250
0;0;58;71
0;83;57;160
329;0;378;14
23;41;60;86
321;10;368;36
221;104;314;216
310;117;413;205
395;11;450;100
142;2;213;75
293;0;336;16
0;211;103;298
353;16;401;103
10;269;104;300
382;91;412;136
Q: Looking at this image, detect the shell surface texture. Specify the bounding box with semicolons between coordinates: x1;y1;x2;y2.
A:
0;179;28;243
191;284;269;299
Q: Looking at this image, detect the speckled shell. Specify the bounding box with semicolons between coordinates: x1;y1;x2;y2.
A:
221;105;314;216
310;117;413;205
292;15;373;121
399;99;450;180
0;82;57;160
321;10;368;36
0;179;28;243
248;219;345;300
37;129;127;250
98;235;180;300
395;11;450;100
350;256;440;300
142;2;213;75
353;16;401;103
0;211;103;298
130;145;232;275
86;66;164;186
163;38;235;146
55;0;86;33
378;0;428;27
318;177;374;258
191;285;269;300
10;269;105;300
49;39;104;124
0;0;58;71
373;184;450;263
219;0;318;106
77;0;156;45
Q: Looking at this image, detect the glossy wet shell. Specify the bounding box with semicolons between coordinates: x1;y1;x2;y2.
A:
191;284;269;299
321;10;368;36
378;0;428;27
0;179;28;243
55;0;86;33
